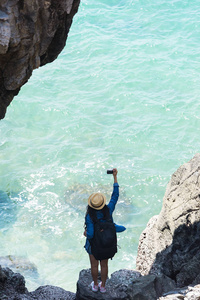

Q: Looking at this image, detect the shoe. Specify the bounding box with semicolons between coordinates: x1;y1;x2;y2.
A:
98;282;106;293
91;281;98;292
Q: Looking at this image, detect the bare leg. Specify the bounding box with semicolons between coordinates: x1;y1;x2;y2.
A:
89;254;99;286
100;259;108;287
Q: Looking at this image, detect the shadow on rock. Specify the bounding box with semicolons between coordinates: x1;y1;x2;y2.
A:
150;220;200;288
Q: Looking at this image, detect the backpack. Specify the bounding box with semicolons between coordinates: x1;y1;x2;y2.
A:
90;218;117;260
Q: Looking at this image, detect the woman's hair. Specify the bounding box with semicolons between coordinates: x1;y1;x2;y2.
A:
84;204;110;229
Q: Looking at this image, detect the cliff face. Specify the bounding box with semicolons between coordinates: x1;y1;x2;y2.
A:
0;0;80;119
136;153;200;285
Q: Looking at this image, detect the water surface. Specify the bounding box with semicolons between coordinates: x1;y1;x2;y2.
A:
0;0;200;292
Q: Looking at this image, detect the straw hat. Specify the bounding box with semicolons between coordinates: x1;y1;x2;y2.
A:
88;193;106;210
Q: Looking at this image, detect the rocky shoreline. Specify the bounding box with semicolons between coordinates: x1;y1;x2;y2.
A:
1;154;200;299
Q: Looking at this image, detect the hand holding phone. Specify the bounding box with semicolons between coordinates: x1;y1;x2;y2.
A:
107;170;113;174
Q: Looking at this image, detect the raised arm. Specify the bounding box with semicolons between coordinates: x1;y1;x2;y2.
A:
113;168;118;183
108;168;119;214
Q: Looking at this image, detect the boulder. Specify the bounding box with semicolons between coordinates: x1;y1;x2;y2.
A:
0;266;28;299
76;268;141;300
136;153;200;287
0;264;76;300
0;0;80;119
30;285;76;300
76;268;175;300
127;274;175;300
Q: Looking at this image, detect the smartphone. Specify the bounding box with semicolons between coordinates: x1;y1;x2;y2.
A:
107;170;113;174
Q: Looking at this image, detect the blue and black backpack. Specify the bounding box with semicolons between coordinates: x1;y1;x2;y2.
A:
90;217;117;260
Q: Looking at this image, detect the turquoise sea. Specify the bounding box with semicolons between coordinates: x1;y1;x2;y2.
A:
0;0;200;293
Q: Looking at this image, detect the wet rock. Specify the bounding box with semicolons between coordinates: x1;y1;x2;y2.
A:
0;0;80;119
136;153;200;288
127;274;176;300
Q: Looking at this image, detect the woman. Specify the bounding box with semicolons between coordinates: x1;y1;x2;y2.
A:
84;168;126;293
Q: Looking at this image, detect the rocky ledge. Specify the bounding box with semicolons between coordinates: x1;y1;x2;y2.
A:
0;0;80;119
1;154;200;299
0;265;76;300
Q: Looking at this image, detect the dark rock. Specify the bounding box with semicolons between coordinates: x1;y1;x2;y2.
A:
0;264;76;300
127;274;175;300
0;265;7;283
0;0;80;119
76;268;141;300
76;269;175;300
0;266;28;299
0;255;39;287
29;285;76;300
151;221;200;287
